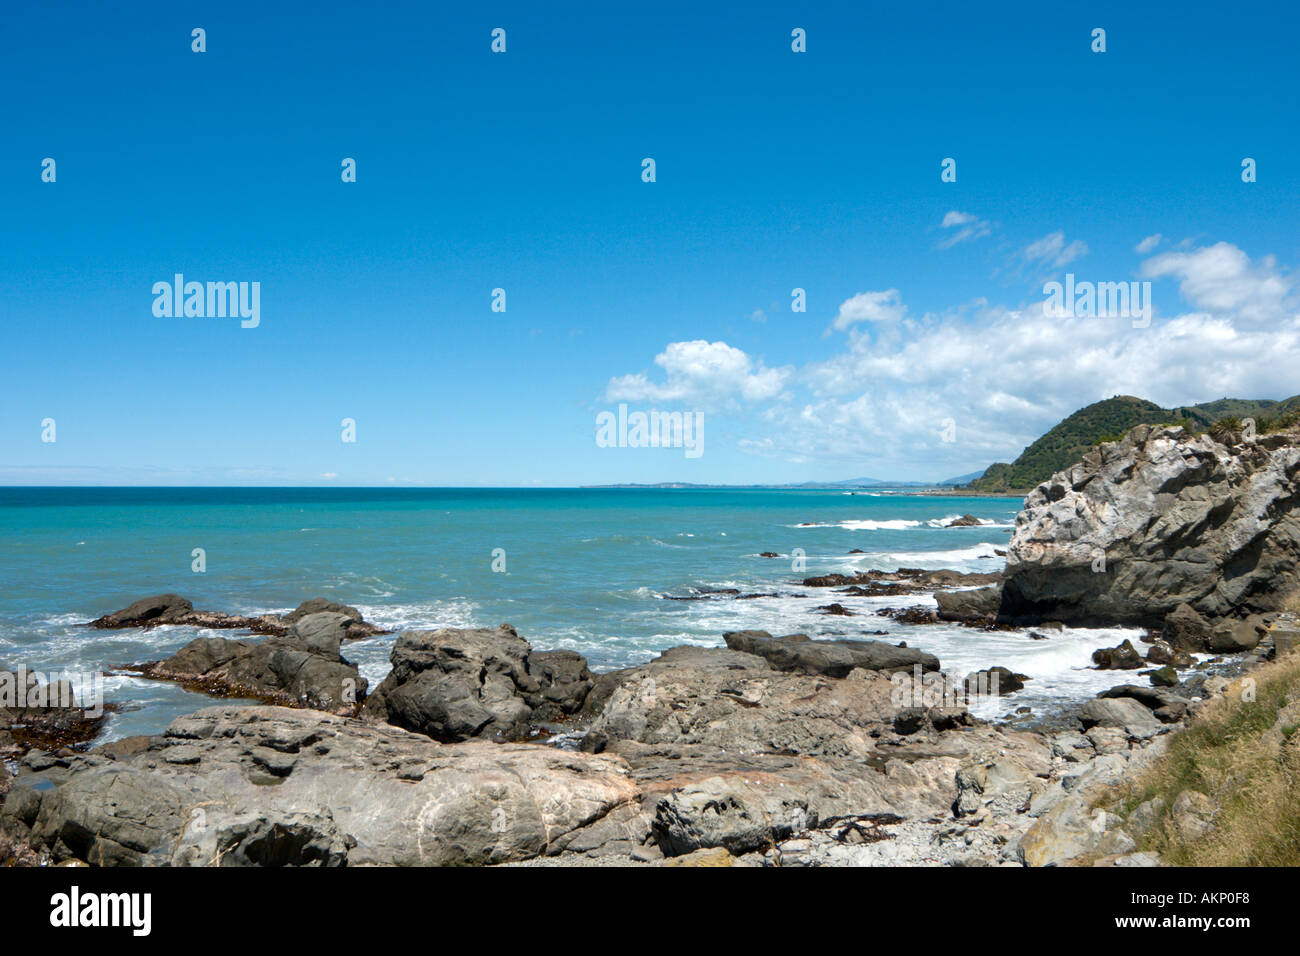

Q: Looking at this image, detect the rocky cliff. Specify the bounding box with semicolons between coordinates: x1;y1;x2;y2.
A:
1000;424;1300;626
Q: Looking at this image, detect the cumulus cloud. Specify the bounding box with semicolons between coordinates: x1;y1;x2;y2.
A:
766;295;1300;468
1023;231;1089;268
830;289;907;331
1140;241;1291;324
937;210;992;248
604;339;790;408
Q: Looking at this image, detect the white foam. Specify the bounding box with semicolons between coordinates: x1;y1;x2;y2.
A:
354;597;480;632
629;583;1155;721
879;543;1005;565
926;515;1014;529
791;519;923;531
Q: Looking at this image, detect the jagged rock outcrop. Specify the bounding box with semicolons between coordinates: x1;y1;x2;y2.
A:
2;628;1201;867
133;612;367;715
1000;424;1300;627
362;625;593;742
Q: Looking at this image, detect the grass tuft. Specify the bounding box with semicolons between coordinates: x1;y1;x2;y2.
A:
1116;653;1300;866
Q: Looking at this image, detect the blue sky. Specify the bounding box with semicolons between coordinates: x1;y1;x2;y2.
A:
3;1;1298;485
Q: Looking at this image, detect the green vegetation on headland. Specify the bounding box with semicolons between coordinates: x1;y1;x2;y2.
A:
967;394;1300;493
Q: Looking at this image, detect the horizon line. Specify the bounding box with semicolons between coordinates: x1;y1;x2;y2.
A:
0;482;988;490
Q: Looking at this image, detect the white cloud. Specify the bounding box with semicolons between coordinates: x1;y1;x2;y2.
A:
774;291;1300;467
1135;233;1162;254
937;210;992;248
1023;231;1089;268
1140;241;1291;324
830;289;907;331
602;241;1300;475
604;340;790;408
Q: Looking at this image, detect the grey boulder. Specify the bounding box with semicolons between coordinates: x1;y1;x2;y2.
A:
284;611;353;654
281;598;386;640
1208;617;1265;652
363;625;593;742
1162;603;1212;652
90;594;193;628
1078;697;1161;733
1092;639;1144;670
935;585;1004;624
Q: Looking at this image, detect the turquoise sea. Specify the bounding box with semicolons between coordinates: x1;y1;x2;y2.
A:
0;487;1146;739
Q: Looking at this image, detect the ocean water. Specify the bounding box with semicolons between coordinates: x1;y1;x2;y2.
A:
0;487;1146;740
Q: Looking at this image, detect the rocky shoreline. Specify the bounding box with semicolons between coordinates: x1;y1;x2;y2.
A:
5;590;1289;868
1;603;1286;867
3;423;1298;867
0;631;1017;866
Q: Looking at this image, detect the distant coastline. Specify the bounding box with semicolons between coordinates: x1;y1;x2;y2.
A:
582;482;1024;497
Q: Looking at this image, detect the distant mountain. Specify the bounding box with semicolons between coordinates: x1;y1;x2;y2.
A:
967;394;1300;493
938;469;986;486
831;477;887;486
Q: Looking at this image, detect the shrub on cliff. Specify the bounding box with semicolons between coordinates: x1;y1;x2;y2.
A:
968;396;1170;492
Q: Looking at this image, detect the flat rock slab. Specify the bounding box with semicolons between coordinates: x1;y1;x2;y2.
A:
722;630;939;677
90;594;388;640
2;706;640;867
